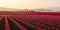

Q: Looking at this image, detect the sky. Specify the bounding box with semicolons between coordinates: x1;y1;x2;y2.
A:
0;0;60;9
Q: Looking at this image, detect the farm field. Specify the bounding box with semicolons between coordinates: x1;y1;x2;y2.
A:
0;11;60;30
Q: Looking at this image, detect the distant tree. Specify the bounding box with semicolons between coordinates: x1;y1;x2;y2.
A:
30;10;35;12
24;8;35;12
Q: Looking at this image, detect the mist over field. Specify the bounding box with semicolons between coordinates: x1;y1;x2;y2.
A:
0;7;60;12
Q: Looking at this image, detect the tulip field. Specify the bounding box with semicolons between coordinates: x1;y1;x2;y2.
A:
0;12;60;30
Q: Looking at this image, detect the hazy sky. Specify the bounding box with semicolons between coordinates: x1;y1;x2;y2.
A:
0;0;60;9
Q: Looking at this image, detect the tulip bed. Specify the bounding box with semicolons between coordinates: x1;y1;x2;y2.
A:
0;12;60;30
